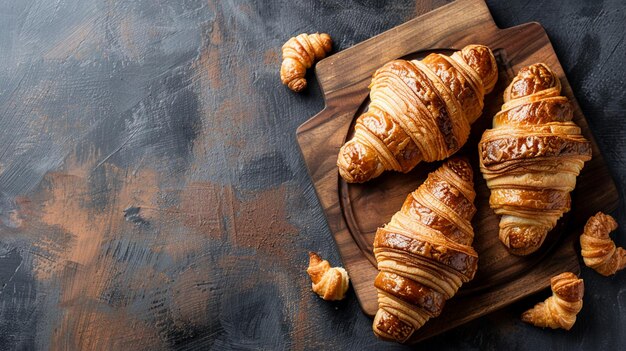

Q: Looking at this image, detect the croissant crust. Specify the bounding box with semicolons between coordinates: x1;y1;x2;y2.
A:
337;45;498;183
580;212;626;276
372;158;478;343
521;272;584;330
478;63;592;255
306;252;349;301
280;33;332;92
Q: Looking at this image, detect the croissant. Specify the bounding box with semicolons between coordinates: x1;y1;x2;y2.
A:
337;45;498;183
478;63;592;255
306;252;350;301
372;158;478;342
280;33;332;92
580;212;626;276
521;272;584;330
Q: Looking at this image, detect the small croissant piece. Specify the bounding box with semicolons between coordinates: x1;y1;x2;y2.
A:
521;272;584;330
306;252;349;301
280;33;332;92
580;212;626;276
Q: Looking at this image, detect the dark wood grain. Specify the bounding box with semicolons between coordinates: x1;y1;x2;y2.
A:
296;0;619;342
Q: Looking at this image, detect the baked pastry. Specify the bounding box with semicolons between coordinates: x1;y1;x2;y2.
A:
306;252;350;301
337;45;498;183
521;272;584;330
280;33;332;92
580;212;626;276
372;158;478;342
478;63;592;255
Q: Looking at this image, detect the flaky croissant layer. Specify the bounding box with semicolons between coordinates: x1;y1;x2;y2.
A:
280;33;332;92
306;252;350;301
373;158;478;343
521;272;584;330
478;63;592;255
338;45;498;183
580;212;626;276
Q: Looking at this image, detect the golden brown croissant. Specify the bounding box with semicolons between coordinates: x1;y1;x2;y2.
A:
580;212;626;276
280;33;332;92
306;252;350;301
372;158;478;342
337;45;498;183
521;272;584;330
478;63;592;255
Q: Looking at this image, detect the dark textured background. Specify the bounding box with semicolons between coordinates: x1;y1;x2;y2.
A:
0;0;623;350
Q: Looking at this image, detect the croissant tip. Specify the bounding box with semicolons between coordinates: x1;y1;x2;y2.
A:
500;225;547;256
289;78;307;92
337;140;383;183
551;272;584;301
372;309;415;343
308;251;322;263
320;33;333;46
521;310;533;323
444;157;474;182
551;271;578;281
589;211;616;223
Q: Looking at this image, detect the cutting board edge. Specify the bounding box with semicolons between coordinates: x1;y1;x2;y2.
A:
294;0;619;344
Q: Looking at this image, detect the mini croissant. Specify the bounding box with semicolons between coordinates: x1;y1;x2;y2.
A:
306;252;349;301
280;33;332;92
479;63;592;255
337;45;498;183
521;272;584;330
580;212;626;276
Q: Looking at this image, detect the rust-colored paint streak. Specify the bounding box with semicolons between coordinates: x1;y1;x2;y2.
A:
26;164;163;349
39;166;158;269
196;1;224;90
40;173;102;267
292;277;317;351
51;305;162;351
178;182;226;237
264;49;280;65
195;48;220;90
153;181;231;260
231;185;297;257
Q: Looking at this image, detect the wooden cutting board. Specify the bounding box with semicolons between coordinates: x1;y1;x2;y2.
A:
296;0;619;343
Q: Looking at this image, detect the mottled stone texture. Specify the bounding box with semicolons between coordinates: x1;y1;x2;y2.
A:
0;0;623;350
